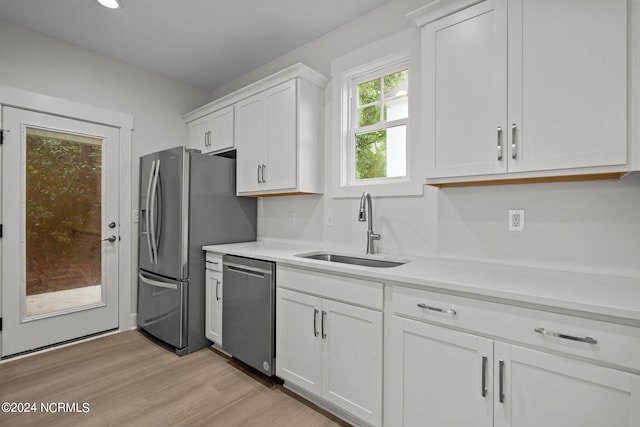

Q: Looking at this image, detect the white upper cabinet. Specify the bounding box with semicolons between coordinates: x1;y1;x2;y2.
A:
235;74;325;196
413;0;633;185
187;105;234;154
185;63;326;196
236;79;299;195
508;0;627;173
422;0;508;178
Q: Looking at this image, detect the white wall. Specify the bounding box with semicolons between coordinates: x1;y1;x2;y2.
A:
213;0;640;277
0;19;211;327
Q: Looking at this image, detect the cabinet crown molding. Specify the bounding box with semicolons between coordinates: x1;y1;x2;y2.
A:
183;63;328;123
407;0;484;27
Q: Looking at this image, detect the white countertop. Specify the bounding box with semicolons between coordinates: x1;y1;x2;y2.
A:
203;240;640;325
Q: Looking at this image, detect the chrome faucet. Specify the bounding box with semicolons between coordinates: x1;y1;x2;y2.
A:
358;191;380;254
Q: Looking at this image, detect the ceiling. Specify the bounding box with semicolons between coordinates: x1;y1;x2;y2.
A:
0;0;392;91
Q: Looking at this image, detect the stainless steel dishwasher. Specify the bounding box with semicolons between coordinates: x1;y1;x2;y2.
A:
222;254;275;376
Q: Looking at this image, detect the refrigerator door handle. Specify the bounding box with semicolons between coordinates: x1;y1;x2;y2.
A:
144;160;156;264
138;272;178;290
149;159;161;264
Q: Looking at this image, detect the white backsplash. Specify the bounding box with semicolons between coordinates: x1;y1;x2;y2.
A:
258;173;640;277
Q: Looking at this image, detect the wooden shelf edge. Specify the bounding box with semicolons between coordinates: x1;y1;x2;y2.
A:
428;172;628;188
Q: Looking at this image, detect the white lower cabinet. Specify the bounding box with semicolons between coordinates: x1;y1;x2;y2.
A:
391;316;493;427
277;289;322;395
205;253;223;346
276;267;383;427
391;285;640;427
495;342;640;427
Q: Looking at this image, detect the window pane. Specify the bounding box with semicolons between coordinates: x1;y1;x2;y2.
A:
383;69;409;99
355;125;406;180
358;105;381;127
386;125;407;178
358;78;381;106
385;96;408;121
356;130;387;179
25;128;103;317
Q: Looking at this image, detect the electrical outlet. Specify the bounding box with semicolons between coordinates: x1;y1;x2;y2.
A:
133;210;139;223
508;209;525;231
326;210;335;227
288;211;296;227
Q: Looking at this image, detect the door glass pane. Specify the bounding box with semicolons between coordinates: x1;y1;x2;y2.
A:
25;127;104;319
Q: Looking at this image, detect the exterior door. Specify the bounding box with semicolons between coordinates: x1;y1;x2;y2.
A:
1;106;119;357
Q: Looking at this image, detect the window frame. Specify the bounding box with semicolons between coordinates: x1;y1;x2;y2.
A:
348;62;410;184
331;28;424;199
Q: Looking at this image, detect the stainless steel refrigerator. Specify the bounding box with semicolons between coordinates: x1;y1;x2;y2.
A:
137;146;256;355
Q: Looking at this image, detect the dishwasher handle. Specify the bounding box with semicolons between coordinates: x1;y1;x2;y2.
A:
225;263;270;279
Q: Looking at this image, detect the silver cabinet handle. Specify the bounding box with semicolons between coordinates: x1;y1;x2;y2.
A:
261;164;266;183
498;359;505;403
481;356;488;397
313;308;319;337
321;310;327;339
215;279;221;301
417;303;457;316
257;164;262;183
497;126;503;161
511;123;517;159
534;328;597;344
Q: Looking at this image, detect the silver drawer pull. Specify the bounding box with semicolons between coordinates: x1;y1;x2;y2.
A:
534;328;597;345
511;123;517;159
497;126;503;161
417;303;457;316
481;356;488;398
498;359;505;404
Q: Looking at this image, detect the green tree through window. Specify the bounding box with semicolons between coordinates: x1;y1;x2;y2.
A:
354;69;408;180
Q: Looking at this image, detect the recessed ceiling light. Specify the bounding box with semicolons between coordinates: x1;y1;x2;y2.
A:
97;0;121;9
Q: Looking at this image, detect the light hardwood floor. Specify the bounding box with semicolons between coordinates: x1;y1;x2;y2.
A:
0;330;351;427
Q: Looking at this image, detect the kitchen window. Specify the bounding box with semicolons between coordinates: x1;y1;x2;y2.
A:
331;29;424;198
350;66;409;182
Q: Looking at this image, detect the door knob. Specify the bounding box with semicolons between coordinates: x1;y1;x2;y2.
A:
102;235;117;242
108;221;117;228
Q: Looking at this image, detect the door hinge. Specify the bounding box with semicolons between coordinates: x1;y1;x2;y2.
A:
0;318;3;332
0;224;3;238
0;128;8;145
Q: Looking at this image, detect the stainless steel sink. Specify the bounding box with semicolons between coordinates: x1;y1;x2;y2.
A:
296;252;407;268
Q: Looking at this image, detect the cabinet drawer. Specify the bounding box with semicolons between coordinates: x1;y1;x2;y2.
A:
392;285;640;372
277;265;383;310
205;252;223;272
